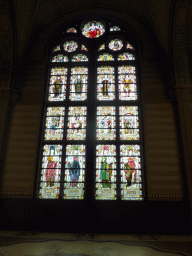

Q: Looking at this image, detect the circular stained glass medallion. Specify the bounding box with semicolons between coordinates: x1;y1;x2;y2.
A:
82;21;105;38
63;41;78;52
109;39;123;51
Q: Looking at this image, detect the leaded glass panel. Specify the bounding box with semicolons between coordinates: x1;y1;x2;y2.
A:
118;66;137;100
98;44;105;51
126;43;134;50
67;106;87;140
39;144;63;199
109;39;123;51
64;144;85;199
96;107;116;140
120;145;142;200
81;45;88;51
97;66;115;100
72;54;88;62
119;106;139;140
97;53;114;61
44;107;65;140
110;26;120;31
52;55;69;62
48;68;67;101
118;53;135;61
63;41;78;52
70;67;88;101
82;21;105;38
53;45;60;52
67;27;77;33
96;145;117;200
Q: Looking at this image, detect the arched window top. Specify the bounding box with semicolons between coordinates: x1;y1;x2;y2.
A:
72;54;88;62
97;53;114;61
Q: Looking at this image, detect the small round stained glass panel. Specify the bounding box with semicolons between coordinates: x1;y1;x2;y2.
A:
63;41;78;52
82;21;105;38
109;39;123;51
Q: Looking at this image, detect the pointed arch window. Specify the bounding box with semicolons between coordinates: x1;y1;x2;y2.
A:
37;21;144;201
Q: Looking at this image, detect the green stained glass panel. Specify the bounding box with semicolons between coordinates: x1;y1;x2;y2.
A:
39;144;62;199
120;145;142;200
96;145;116;200
118;66;137;101
64;144;85;199
72;54;88;62
118;53;135;61
119;106;139;140
48;68;67;101
63;41;78;52
96;106;116;140
44;107;65;140
97;53;114;61
70;67;88;101
52;55;69;62
98;44;105;51
97;66;115;100
67;106;87;140
108;39;123;51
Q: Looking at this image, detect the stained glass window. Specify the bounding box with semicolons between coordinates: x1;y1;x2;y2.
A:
82;21;105;38
38;20;144;201
52;55;69;62
109;39;123;51
63;41;78;52
72;54;88;62
97;53;114;61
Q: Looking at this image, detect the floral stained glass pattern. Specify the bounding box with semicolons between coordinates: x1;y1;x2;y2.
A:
119;106;139;140
53;45;60;52
96;145;117;200
48;68;68;101
67;27;77;33
98;44;105;51
82;21;105;38
63;41;78;52
110;26;121;31
97;53;114;61
44;107;65;140
81;45;88;51
118;53;135;61
97;66;115;100
72;54;88;62
70;67;88;101
109;39;123;51
120;145;142;200
39;144;63;199
52;55;69;62
67;107;87;140
118;66;137;100
96;107;116;140
64;144;85;199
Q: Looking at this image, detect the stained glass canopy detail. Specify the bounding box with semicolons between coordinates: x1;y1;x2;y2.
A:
63;41;78;52
109;39;123;51
82;21;105;38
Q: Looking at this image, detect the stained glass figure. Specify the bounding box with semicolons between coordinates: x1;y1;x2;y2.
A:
48;68;67;101
64;144;85;199
72;54;88;62
63;41;78;52
120;145;142;200
97;66;115;100
81;45;88;51
67;27;77;33
96;107;116;140
109;39;123;51
67;107;87;140
98;44;105;51
126;43;134;50
39;144;62;199
96;145;116;200
119;106;139;140
44;107;65;140
82;21;105;38
118;66;137;100
97;53;114;61
118;53;135;61
52;55;69;62
110;26;121;31
70;67;88;101
53;45;60;52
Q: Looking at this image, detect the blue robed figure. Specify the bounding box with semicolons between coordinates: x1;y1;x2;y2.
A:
68;156;80;187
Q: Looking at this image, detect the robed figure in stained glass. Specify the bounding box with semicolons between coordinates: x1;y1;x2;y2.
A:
124;157;136;187
53;76;62;98
102;79;109;96
100;157;112;188
123;75;132;97
68;156;80;187
46;155;57;187
75;75;83;95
